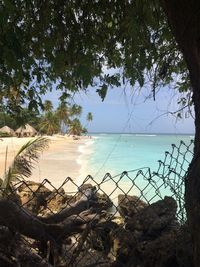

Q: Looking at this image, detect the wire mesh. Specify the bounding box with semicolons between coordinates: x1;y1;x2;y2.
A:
0;139;194;266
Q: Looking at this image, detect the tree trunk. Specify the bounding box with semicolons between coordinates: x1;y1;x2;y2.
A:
161;1;200;266
40;188;95;224
0;196;97;242
0;188;98;266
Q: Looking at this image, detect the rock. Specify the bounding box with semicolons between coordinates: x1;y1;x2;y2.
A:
71;183;113;211
114;229;179;267
17;181;51;214
94;191;113;211
140;230;179;267
118;194;147;219
126;196;178;238
107;197;179;266
45;187;71;213
68;183;94;203
112;216;124;225
78;183;94;192
109;226;135;263
111;198;179;267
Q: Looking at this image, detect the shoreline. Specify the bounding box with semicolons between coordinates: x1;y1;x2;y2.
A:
0;134;143;202
0;135;93;192
77;139;95;183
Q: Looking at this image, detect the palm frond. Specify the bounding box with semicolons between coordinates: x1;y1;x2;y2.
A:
1;137;49;196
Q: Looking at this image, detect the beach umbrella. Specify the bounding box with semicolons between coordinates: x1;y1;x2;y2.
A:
15;124;37;137
0;126;15;136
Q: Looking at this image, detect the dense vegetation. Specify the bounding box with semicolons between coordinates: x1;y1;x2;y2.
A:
0;100;92;136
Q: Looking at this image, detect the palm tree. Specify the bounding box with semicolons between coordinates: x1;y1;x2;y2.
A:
1;137;49;196
70;104;82;118
56;102;70;133
43;100;53;113
39;112;60;135
68;118;83;136
86;112;93;125
86;112;93;137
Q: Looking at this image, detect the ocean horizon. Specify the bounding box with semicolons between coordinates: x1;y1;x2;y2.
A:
78;133;194;180
89;132;194;135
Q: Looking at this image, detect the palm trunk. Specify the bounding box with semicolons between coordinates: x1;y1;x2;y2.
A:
161;1;200;266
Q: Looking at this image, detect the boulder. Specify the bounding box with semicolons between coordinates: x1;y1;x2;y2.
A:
45;187;71;213
118;194;147;219
17;181;51;214
93;191;113;211
112;197;180;267
139;230;179;267
126;196;178;238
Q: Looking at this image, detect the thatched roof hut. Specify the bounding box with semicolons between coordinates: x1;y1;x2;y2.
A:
15;124;37;137
0;126;15;136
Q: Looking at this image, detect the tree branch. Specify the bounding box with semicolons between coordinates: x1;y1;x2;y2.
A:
0;197;98;242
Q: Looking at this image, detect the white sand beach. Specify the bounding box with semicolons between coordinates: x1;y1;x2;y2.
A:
0;135;138;200
0;135;92;192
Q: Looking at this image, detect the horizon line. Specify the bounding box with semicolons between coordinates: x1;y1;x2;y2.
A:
89;132;195;135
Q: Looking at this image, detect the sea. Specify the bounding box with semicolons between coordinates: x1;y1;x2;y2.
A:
78;133;194;202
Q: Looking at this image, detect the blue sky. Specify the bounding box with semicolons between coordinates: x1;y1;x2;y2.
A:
43;85;195;134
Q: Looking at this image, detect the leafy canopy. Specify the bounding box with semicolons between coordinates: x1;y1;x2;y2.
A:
0;0;189;111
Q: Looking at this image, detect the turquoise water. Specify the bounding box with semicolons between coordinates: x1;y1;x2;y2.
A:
79;134;194;204
85;133;194;178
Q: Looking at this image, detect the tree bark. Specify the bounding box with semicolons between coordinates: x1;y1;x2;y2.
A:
161;1;200;266
40;188;95;224
0;187;98;266
0;197;97;242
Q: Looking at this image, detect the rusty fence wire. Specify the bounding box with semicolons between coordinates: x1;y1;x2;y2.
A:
0;139;194;267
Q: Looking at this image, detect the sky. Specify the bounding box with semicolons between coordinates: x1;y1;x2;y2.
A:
43;85;195;134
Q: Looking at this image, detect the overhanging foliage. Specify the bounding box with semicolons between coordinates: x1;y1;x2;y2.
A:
0;0;190;112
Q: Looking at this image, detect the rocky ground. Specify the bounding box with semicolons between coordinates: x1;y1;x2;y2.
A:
0;180;193;267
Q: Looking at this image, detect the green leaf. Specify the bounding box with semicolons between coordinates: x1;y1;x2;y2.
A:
108;21;113;28
1;137;49;196
96;84;108;101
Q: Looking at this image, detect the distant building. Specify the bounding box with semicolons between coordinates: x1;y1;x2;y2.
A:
0;126;16;136
15;124;37;137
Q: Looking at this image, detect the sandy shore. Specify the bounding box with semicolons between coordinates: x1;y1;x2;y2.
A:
0;135;92;191
0;135;136;201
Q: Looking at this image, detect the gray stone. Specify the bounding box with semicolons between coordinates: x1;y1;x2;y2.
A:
118;194;147;219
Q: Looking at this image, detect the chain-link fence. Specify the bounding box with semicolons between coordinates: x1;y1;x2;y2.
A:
0;139;194;267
